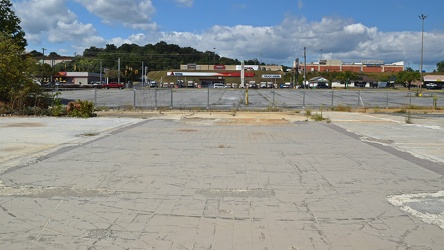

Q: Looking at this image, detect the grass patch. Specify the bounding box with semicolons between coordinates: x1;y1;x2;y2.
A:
311;114;324;121
332;104;352;112
405;112;414;124
394;108;407;113
80;131;99;137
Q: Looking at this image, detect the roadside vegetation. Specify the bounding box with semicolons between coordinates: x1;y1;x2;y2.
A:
0;0;93;118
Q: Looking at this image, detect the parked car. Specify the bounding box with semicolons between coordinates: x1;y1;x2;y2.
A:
316;82;331;89
102;82;125;89
148;81;158;88
425;83;441;90
213;83;225;88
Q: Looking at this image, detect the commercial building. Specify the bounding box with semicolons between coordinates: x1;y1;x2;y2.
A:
180;64;283;71
297;60;404;73
53;72;102;85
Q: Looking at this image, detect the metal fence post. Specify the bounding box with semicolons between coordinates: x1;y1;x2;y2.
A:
409;92;412;106
358;91;361;108
94;88;97;105
133;88;136;109
207;87;210;110
154;88;158;109
170;88;173;109
272;90;276;108
331;89;334;107
386;90;389;108
303;90;306;108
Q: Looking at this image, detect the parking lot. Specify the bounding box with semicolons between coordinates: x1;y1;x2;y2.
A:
1;111;444;249
56;88;444;110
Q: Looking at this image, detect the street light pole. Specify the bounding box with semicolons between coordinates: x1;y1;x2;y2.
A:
42;48;46;84
419;14;427;93
213;48;216;66
304;47;307;89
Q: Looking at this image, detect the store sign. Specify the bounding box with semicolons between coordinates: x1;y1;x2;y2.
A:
262;74;282;79
167;72;255;77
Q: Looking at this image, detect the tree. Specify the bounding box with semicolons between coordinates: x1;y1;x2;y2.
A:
436;61;444;72
397;70;419;89
0;34;45;110
48;52;60;57
0;0;27;50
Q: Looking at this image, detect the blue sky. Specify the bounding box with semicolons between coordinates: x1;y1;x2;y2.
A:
11;0;444;71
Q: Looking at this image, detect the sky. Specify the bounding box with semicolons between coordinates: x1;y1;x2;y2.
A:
10;0;444;71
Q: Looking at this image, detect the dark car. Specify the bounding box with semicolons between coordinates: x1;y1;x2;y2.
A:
316;82;330;89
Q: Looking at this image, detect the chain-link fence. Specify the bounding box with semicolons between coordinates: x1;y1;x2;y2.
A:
59;88;444;110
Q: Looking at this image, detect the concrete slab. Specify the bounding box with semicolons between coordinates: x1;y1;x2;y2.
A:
0;111;443;249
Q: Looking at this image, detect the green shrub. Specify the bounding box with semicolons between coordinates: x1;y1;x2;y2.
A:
310;113;325;122
66;100;95;118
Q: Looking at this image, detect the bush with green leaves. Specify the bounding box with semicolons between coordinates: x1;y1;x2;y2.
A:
66;100;95;118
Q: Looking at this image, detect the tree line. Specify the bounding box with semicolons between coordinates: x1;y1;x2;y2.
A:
28;42;267;82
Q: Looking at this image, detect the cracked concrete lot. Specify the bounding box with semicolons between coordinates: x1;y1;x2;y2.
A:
0;111;444;249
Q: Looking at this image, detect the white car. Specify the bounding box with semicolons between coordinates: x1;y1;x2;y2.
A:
213;83;225;88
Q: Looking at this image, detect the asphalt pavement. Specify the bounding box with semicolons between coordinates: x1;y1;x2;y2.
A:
0;111;443;249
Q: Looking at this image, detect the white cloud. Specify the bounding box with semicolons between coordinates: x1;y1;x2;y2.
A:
75;0;157;31
13;0;444;69
115;15;443;69
13;0;100;52
48;21;96;43
175;0;194;7
14;0;76;34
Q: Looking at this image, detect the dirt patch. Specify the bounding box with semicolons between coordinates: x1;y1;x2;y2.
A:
215;118;291;126
3;122;44;127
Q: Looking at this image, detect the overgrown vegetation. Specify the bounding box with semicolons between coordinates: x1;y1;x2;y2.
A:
405;112;414;124
66;100;95;118
331;104;352;112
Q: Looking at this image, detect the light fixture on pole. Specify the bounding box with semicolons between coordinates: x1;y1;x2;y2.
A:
419;14;427;93
213;48;216;66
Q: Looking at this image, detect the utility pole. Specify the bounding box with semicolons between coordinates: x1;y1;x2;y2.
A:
42;48;46;84
294;58;299;87
42;48;46;64
304;47;307;89
142;61;144;87
419;14;427;94
118;58;121;84
100;61;102;84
